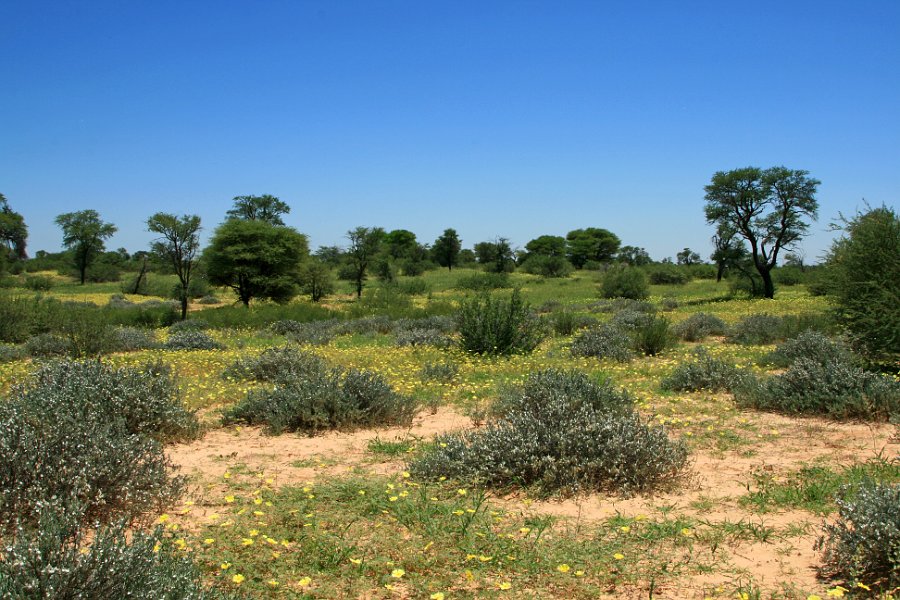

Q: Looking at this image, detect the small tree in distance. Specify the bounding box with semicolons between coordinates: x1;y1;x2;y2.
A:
432;228;462;271
226;194;290;225
147;213;201;320
55;210;117;285
343;226;385;298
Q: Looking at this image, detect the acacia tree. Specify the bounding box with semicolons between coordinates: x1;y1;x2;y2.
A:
565;228;620;268
226;194;290;225
54;210;117;284
704;166;819;298
147;213;202;320
343;226;385;298
0;193;28;263
432;228;462;271
710;223;747;282
204;219;308;306
676;248;701;266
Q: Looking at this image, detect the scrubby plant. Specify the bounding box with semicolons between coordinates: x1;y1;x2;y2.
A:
270;319;340;345
726;313;784;345
760;331;853;369
197;294;221;305
167;318;210;333
0;343;24;363
222;346;327;384
646;265;689;285
735;358;900;420
409;369;688;496
0;360;194;528
570;323;633;362
672;312;727;342
454;272;511;291
23;274;54;291
632;316;673;356
0;508;234;599
24;333;70;357
111;326;159;352
590;298;656;314
420;360;459;383
661;347;747;392
659;297;679;311
456;290;545;356
163;330;224;351
548;310;598;336
395;315;456;334
336;315;395;335
609;308;655;331
816;481;900;592
395;328;453;349
600;266;649;300
223;363;417;435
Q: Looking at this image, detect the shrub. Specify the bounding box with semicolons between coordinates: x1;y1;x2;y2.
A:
454;272;511;291
420;360;459;383
222;346;327;383
23;274;54;291
395;315;456;334
570;324;633;362
0;294;32;343
167;319;210;333
24;333;70;357
661;347;747;392
735;358;900;421
520;255;574;278
600;266;649;300
163;330;224;351
632;316;673;356
760;331;853;369
726;313;784;345
395;328;453;349
408;369;688;496
58;307;118;357
590;298;655;314
659;297;679;311
197;294;221;305
456;290;545;356
646;265;689;285
280;320;340;345
223;362;417;435
673;312;727;342
395;277;430;296
0;343;25;363
816;481;900;592
548;310;598;336
0;508;234;599
610;308;655;331
0;360;194;528
111;326;159;352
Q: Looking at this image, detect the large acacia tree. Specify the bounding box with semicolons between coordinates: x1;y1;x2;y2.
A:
54;210;117;284
226;194;290;225
147;213;201;320
704;166;819;298
0;193;28;263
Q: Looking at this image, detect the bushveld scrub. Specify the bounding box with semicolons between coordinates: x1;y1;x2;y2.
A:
570;323;633;362
409;369;688;496
0;360;195;529
661;347;747;392
164;330;225;351
672;312;727;342
547;309;597;336
456;289;545;356
816;481;900;592
600;266;649;300
758;330;853;368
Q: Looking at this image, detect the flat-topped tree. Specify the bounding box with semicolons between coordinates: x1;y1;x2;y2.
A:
226;194;290;225
704;166;819;298
54;210;117;285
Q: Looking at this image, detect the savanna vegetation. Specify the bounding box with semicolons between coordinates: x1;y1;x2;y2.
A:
0;190;897;598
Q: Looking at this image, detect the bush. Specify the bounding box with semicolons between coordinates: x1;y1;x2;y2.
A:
735;358;900;421
589;298;655;315
0;360;195;528
23;274;54;291
600;266;649;300
454;272;511;291
420;360;459;383
726;313;784;345
548;310;598;336
0;508;234;599
570;324;633;362
646;265;689;285
197;294;221;305
395;328;453;349
760;331;853;369
609;308;655;331
163;330;224;351
632;316;673;356
337;315;395;335
395;277;430;296
24;333;70;357
395;315;456;334
408;369;688;496
167;319;210;333
661;347;747;392
827;205;900;365
816;481;900;592
223;361;417;435
673;312;728;342
456;290;545;356
0;294;32;343
0;343;25;363
279;319;340;345
222;346;327;384
520;255;574;278
111;326;159;352
57;307;118;357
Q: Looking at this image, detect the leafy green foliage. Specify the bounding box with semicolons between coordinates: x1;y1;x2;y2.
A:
759;331;853;368
163;330;224;351
672;312;727;342
420;360;459;383
661;347;747;392
632;316;673;356
570;323;633;362
453;271;511;291
816;481;900;592
431;228;462;271
547;310;597;336
726;313;785;345
600;266;649;300
456;290;545;355
54;209;117;285
409;370;687;495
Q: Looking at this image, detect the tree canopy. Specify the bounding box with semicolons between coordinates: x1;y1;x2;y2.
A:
147;213;202;320
0;193;28;262
54;210;117;285
432;228;462;271
704;166;819;298
203;218;309;306
226;194;290;225
342;226;385;298
565;228;620;268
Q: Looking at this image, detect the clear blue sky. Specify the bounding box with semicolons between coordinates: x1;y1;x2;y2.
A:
2;0;898;263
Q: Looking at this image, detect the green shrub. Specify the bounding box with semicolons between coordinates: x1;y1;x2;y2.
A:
659;297;679;311
454;272;511;291
197;294;221;305
222;346;327;384
726;313;784;345
409;369;687;496
23;274;54;291
520;255;573;278
456;290;545;356
395;315;456;334
548;310;598;336
278;319;340;345
590;298;655;314
673;312;727;342
609;308;655;331
570;324;633;362
646;265;689;285
600;266;649;300
735;358;900;421
0;294;33;343
223;362;417;435
420;360;459;383
632;316;673;356
163;330;224;351
111;326;159;352
168;318;210;332
816;481;900;592
337;315;394;335
0;343;25;363
195;302;334;330
0;508;234;599
760;331;853;368
0;360;194;528
24;333;70;357
395;277;430;296
661;347;747;392
58;306;117;357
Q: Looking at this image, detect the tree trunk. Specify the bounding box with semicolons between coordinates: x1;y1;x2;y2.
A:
759;266;775;299
79;265;86;285
180;292;188;320
716;262;725;282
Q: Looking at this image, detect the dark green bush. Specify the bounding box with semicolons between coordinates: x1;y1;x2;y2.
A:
23;274;54;291
395;315;456;334
0;360;195;528
453;272;511;291
816;481;900;592
197;294;221;305
609;308;655;331
661;347;747;392
632;316;673;356
337;315;394;335
600;266;649;300
194;302;335;330
760;331;853;369
395;277;430;295
279;319;340;345
735;358;900;421
646;265;689;285
409;369;688;496
520;255;574;278
673;312;727;342
570;323;633;362
223;361;417;435
548;310;598;336
0;508;234;599
163;331;224;351
590;298;655;314
456;290;545;356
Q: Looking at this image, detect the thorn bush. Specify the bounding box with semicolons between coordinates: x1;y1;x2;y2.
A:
456;290;545;356
672;312;727;342
661;347;748;392
570;323;634;362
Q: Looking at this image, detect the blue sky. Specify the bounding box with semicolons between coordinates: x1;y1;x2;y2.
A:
2;1;898;262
